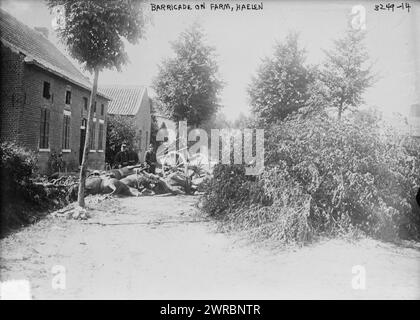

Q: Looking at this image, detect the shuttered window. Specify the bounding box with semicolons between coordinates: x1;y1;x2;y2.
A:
89;121;96;150
62;114;71;149
39;108;50;149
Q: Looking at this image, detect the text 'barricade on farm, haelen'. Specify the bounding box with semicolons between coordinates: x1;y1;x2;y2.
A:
0;0;419;300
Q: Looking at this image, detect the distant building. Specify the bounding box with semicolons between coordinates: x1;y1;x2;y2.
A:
99;85;151;161
0;9;110;173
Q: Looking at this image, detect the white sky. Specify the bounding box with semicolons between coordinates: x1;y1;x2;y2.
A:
2;0;419;121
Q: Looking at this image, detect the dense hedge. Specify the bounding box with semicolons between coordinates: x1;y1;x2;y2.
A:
0;142;38;195
0;142;59;234
201;113;420;243
201;164;269;216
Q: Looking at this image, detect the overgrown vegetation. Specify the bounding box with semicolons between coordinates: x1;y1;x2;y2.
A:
201;113;420;244
201;28;419;245
0;142;69;235
47;150;65;175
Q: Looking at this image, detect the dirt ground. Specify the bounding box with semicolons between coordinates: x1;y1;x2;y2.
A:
1;195;419;299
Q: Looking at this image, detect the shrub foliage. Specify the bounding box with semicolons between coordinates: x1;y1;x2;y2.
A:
0;142;68;235
106;115;137;166
202;114;420;243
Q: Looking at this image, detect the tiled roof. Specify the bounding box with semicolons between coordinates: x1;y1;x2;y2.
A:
99;85;147;115
0;9;108;98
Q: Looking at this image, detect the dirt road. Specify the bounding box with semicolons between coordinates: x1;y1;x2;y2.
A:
1;195;419;299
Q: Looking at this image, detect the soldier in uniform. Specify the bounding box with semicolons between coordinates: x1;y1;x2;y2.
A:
114;143;129;168
145;143;157;174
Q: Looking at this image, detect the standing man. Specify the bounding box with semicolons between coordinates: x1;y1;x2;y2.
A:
114;143;129;168
145;143;157;174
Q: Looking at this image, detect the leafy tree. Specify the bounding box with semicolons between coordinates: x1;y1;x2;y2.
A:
248;33;314;126
46;0;146;209
105;115;137;167
153;23;223;127
321;29;374;120
232;112;253;129
200;111;232;132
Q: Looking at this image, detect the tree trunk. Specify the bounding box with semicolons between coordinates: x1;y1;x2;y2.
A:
77;67;100;208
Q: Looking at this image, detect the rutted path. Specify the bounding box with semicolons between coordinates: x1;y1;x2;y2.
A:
1;195;419;299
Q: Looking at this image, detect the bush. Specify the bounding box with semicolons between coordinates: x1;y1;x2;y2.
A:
201;164;269;217
47;151;66;175
265;114;420;241
0;142;62;235
0;142;38;193
201;113;420;244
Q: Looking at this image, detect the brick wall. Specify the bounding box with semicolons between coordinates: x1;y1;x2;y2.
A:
0;44;25;142
1;43;108;174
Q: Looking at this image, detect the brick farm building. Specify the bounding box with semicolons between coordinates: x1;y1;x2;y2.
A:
0;9;110;173
99;85;151;162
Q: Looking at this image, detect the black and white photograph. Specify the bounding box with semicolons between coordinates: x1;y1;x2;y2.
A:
0;0;419;304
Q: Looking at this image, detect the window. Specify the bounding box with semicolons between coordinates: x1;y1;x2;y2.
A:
62;113;71;150
98;123;104;151
65;90;71;104
83;97;88;111
39;108;50;149
89;121;96;150
43;81;50;99
101;104;104;116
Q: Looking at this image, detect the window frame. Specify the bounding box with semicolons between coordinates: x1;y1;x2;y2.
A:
89;119;97;152
62;110;71;151
39;107;50;150
83;97;88;111
65;90;72;105
42;81;51;99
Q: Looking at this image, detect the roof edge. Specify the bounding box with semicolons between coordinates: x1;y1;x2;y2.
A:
99;85;147;115
1;38;111;100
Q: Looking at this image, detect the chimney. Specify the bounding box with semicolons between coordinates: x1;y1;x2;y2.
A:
34;27;49;39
